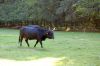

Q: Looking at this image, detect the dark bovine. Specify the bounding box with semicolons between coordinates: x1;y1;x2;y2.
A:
19;25;54;48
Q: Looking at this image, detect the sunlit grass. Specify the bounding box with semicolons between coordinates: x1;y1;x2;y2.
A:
0;28;100;66
0;57;63;66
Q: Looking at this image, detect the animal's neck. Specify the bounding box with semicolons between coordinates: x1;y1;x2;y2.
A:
41;35;46;41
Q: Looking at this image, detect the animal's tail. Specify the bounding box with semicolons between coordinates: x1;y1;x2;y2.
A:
18;30;21;44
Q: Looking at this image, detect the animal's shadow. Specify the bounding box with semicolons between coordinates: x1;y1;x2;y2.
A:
17;46;49;52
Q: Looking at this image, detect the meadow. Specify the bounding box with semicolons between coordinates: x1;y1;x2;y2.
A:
0;28;100;66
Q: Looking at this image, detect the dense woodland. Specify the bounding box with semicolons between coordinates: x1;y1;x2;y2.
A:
0;0;100;31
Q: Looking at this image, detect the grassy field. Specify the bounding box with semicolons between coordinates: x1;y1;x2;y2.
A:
0;28;100;66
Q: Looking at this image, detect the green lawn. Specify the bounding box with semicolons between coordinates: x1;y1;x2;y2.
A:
0;28;100;66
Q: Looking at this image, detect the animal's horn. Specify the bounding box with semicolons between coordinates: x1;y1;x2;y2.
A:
52;27;56;31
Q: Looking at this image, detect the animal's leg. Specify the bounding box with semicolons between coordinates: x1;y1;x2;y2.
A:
34;40;38;47
25;39;30;47
40;41;43;48
19;36;23;46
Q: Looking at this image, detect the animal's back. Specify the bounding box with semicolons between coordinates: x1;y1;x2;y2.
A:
20;26;45;40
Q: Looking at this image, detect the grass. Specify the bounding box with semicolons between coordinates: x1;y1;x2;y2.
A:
0;28;100;66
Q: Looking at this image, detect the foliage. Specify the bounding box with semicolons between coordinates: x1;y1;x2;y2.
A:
0;0;100;31
76;0;100;18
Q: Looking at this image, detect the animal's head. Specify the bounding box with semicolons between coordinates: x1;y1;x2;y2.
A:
45;30;54;39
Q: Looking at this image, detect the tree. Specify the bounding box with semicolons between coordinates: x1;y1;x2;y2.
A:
0;0;100;31
75;0;100;31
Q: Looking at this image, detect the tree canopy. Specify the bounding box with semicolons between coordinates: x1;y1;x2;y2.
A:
0;0;100;31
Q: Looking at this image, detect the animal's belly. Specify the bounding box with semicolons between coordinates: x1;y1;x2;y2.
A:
28;34;37;40
28;37;35;40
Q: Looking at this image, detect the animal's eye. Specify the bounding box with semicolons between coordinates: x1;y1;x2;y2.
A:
46;32;48;35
